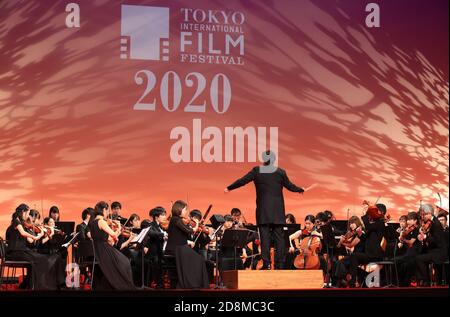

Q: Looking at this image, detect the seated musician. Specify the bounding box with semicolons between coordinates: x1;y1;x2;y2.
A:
143;206;168;288
415;204;447;286
395;212;421;286
288;214;318;253
285;213;296;224
6;204;61;290
48;205;60;222
76;207;94;241
348;204;386;287
218;215;248;272
165;200;209;289
116;213;141;286
396;215;408;256
334;216;365;287
231;208;248;227
89;201;135;290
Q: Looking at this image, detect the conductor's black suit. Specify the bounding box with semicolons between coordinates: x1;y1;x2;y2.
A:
227;166;304;269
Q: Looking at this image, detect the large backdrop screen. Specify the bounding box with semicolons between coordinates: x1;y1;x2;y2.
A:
1;0;448;232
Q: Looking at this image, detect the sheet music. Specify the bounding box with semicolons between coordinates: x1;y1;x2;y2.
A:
131;227;150;243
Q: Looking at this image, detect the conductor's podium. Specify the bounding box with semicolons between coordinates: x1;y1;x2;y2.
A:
221;270;323;290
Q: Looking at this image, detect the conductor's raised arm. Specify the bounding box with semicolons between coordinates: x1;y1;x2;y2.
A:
226;168;257;191
282;170;304;193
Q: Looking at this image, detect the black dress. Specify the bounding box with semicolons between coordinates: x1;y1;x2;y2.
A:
89;219;135;290
165;216;209;289
6;219;58;290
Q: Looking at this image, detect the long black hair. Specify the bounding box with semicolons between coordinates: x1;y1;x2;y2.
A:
94;201;109;217
11;203;30;223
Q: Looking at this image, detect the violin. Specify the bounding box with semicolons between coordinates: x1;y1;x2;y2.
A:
420;220;432;235
337;227;362;248
399;224;417;241
363;200;385;221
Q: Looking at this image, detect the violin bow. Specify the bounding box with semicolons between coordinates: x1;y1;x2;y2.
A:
193;204;213;244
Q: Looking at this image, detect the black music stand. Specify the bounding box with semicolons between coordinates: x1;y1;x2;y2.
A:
221;229;250;270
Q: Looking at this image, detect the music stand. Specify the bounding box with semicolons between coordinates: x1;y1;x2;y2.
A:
131;227;151;288
221;229;250;270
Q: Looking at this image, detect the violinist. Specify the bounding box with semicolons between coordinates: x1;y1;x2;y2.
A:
285;213;296;224
49;205;60;222
6;204;60;290
218;215;248;272
75;207;94;242
88;201;135;290
437;211;449;284
231;208;247;228
190;210;214;258
394;212;421;286
415;204;447;286
165;200;209;289
437;211;448;234
111;201;125;222
143;206;168;288
115;213;141;285
334;216;365;287
348;203;386;287
38;217;58;254
396;215;408;256
25;209;47;250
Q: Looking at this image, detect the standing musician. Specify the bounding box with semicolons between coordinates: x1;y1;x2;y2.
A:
415;204;447;286
225;150;305;270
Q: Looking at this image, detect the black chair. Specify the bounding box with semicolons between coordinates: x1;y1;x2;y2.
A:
0;238;32;289
76;239;98;289
161;254;177;288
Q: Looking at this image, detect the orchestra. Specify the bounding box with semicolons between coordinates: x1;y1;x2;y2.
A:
1;198;449;290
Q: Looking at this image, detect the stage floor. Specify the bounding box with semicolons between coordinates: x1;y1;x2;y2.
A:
0;286;448;297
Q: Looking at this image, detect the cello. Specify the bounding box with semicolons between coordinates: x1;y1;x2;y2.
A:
293;228;321;270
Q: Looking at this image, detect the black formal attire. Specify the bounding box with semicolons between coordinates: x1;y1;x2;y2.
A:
395;227;421;286
349;216;385;286
6;219;58;290
89;219;135;290
165;216;209;289
143;221;166;288
227;166;304;269
415;217;447;284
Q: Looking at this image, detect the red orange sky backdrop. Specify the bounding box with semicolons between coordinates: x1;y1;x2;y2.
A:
0;0;448;235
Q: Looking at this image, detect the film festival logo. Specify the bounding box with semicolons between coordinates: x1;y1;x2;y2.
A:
120;5;244;65
120;5;276;171
120;5;170;61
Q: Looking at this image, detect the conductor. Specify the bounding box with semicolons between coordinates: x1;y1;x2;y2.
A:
224;150;304;269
